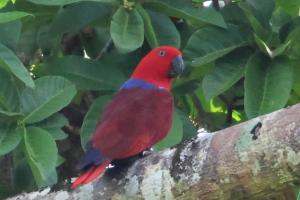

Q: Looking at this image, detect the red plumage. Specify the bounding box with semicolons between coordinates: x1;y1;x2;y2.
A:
71;46;184;189
92;88;174;159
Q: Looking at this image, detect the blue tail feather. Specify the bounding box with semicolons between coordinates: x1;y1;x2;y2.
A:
79;143;106;170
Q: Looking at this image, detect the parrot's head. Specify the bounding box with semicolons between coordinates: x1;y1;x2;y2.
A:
131;46;185;90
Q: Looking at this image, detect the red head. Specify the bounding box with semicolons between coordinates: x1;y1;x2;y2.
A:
131;46;185;90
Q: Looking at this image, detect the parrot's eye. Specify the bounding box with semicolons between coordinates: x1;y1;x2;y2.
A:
158;50;166;57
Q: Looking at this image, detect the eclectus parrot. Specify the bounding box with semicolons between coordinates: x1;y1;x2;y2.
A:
71;46;184;189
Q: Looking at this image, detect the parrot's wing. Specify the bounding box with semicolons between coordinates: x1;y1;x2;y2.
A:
92;87;174;159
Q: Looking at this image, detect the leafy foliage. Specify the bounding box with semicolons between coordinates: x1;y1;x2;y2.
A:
0;0;300;198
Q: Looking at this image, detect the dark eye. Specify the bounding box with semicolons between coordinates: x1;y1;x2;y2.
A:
159;50;166;57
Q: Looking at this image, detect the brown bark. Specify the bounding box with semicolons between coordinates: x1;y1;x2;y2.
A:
7;104;300;200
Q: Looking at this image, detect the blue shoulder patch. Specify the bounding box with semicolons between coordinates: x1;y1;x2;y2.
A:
120;79;159;90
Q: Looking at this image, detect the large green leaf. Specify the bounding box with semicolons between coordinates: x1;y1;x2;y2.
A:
110;7;144;53
40;56;126;91
184;25;249;67
202;49;252;100
0;11;33;23
245;53;293;118
0;67;20;113
137;5;180;48
276;0;300;16
50;2;111;36
80;95;111;150
26;0;118;6
0;126;22;156
20;76;77;124
23;127;58;188
154;111;183;151
0;43;34;88
144;0;227;28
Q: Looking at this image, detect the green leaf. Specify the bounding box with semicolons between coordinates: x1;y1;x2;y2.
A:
245;0;274;26
0;11;33;23
136;5;158;48
154;111;183;151
20;76;77;124
0;67;20;113
239;0;274;39
50;2;111;37
110;7;144;53
184;25;249;67
45;128;68;140
33;113;69;140
0;6;22;50
81;95;111;150
40;56;126;91
279;17;300;42
14;159;35;191
254;34;290;58
177;109;197;141
276;0;300;16
23;126;58;188
137;5;180;48
144;0;227;28
0;43;35;88
56;155;65;167
220;3;248;25
0;0;10;9
0;126;22;156
245;53;293;118
292;61;300;97
26;0;119;6
203;49;252;100
34;113;68;128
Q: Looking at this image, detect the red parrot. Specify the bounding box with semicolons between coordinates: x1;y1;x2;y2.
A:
71;46;184;189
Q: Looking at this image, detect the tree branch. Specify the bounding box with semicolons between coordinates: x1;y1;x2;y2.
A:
212;0;220;10
8;104;300;200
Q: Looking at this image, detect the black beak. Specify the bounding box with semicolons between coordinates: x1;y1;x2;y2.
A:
169;55;185;78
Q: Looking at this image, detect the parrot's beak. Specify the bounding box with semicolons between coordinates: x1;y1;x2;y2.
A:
169;55;185;78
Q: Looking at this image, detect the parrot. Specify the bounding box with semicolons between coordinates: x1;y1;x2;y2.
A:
71;46;184;189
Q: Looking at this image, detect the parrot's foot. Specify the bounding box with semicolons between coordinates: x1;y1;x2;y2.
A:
142;148;154;157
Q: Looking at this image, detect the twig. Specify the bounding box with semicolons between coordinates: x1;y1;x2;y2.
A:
212;0;220;10
95;38;113;61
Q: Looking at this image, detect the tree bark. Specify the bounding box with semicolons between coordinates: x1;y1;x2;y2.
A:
7;104;300;200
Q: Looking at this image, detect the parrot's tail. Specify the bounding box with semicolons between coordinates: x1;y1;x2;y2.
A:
71;160;111;189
